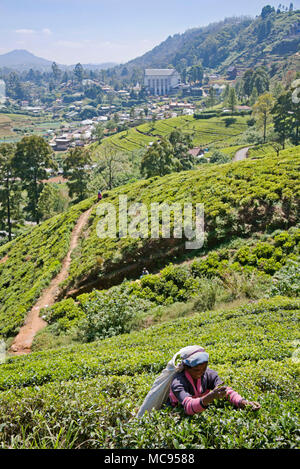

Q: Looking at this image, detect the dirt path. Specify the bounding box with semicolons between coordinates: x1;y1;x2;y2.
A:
9;205;95;356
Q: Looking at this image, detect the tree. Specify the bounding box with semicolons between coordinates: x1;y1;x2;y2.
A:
242;68;270;98
37;184;69;221
168;130;195;171
261;5;275;19
228;87;237;113
141;139;176;178
272;92;294;149
252;67;270;95
253;93;275;142
94;144;131;191
210;151;231;165
52;62;61;84
207;87;217;108
62;147;92;202
0;144;16;240
12;136;56;224
222;84;231;103
188;64;204;84
92;123;105;144
74;63;84;83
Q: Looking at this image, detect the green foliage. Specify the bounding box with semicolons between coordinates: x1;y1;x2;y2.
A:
270;259;300;298
12;135;57;223
42;298;85;333
62;147;92;202
210;150;231;164
76;288;153;342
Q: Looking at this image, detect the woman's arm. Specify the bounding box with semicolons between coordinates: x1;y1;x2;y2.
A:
170;378;207;416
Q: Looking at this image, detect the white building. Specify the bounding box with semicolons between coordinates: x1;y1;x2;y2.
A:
144;69;180;95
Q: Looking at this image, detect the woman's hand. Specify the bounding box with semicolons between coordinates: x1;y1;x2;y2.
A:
239;399;261;411
202;386;227;406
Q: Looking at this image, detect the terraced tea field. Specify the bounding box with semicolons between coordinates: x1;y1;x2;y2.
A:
95;115;249;155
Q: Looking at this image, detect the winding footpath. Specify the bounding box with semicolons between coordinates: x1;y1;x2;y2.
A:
233;146;250;162
9;205;95;356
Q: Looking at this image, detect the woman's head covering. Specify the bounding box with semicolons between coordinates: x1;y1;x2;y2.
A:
179;345;209;367
182;351;209;367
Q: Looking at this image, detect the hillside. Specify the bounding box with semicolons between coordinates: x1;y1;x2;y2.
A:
122;9;300;78
0;146;299;340
93;114;249;155
0;296;299;448
62;146;300;297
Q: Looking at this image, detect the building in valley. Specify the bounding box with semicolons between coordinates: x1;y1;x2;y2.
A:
144;69;181;95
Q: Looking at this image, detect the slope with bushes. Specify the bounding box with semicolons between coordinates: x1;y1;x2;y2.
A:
34;224;299;348
0;197;95;338
62;147;300;297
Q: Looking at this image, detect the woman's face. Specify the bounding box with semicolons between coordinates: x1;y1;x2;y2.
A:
188;362;208;380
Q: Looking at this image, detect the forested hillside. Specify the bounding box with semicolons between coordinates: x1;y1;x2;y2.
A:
121;8;300;80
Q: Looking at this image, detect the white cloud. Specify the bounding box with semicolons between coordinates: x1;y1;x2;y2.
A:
15;28;52;36
15;29;36;35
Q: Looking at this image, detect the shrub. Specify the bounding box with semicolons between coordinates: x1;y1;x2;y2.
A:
270;259;300;298
191;277;220;311
42;298;85;333
76;289;153;342
210;151;231;164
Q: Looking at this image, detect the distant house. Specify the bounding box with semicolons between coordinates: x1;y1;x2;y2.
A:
188;147;205;158
144;69;181;95
227;66;238;80
51;137;72;152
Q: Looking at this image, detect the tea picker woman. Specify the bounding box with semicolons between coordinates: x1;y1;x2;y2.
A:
168;349;260;415
136;345;260;418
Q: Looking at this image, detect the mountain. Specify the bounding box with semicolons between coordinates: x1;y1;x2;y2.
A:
0;49;118;71
120;9;300;78
0;49;53;70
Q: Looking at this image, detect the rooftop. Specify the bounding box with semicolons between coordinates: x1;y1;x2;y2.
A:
145;69;176;76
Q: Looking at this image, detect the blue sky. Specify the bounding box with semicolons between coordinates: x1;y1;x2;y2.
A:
0;0;299;64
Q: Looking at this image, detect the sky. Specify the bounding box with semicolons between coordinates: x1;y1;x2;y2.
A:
0;0;299;65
